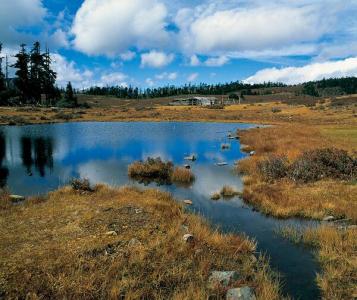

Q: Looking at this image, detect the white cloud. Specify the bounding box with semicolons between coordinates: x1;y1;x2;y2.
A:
244;57;357;85
72;0;170;56
0;0;46;45
141;50;174;68
204;56;229;67
120;51;136;61
146;78;155;87
189;55;201;66
177;4;332;56
187;73;199;82
155;72;178;80
100;72;128;86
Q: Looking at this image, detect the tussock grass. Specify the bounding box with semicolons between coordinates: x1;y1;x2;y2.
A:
220;186;240;198
0;185;282;299
128;157;173;184
171;167;195;184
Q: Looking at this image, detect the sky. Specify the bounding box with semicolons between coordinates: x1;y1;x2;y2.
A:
1;0;357;88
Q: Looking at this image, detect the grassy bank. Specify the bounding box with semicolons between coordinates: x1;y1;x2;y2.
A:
236;124;357;299
0;185;281;299
279;226;357;299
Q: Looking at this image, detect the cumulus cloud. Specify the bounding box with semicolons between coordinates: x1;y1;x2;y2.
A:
244;57;357;84
52;54;129;88
155;72;178;80
120;51;136;61
176;4;332;56
187;73;199;82
141;51;174;68
0;0;46;45
204;56;229;67
100;72;128;87
72;0;170;56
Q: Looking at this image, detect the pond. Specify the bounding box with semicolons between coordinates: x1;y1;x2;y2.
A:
0;121;320;299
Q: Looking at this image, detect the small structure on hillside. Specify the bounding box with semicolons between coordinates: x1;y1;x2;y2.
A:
170;96;218;106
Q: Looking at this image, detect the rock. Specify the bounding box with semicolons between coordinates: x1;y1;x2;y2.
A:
347;225;357;230
183;234;194;243
249;151;256;156
105;231;117;236
208;271;240;288
128;238;141;247
135;208;143;214
9;195;25;202
323;216;335;222
184;164;191;169
226;287;256;300
183;200;193;205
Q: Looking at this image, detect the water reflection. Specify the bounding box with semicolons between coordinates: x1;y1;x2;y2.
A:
0;122;320;299
20;137;54;177
0;132;9;188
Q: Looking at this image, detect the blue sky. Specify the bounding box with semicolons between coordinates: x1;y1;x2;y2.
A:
1;0;357;88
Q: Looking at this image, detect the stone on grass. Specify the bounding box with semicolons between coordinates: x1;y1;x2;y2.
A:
183;200;193;205
9;195;25;202
105;231;117;236
183;234;194;243
322;216;335;222
208;271;240;288
226;287;256;300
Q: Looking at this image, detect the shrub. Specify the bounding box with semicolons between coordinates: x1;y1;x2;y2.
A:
171;167;195;184
288;148;356;183
128;157;173;184
71;178;93;192
271;107;282;113
258;156;289;182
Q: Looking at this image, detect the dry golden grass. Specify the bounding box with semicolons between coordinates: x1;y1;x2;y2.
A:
128;158;173;182
0;185;282;299
279;225;357;300
237;125;357;221
220;186;240;198
171;167;195;184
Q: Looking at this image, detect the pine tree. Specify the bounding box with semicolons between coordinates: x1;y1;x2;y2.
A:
64;81;77;107
0;43;5;92
12;44;30;103
29;41;44;104
42;47;57;105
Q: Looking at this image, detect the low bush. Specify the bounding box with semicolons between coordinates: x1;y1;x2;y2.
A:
258;156;288;182
259;148;356;183
171;167;195;184
71;178;93;192
289;148;356;183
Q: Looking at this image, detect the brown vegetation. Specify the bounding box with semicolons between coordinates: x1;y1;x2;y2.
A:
279;225;357;300
220;186;240;198
171;167;195;184
0;185;282;299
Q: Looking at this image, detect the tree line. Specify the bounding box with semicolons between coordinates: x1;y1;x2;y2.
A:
85;81;286;99
0;42;77;107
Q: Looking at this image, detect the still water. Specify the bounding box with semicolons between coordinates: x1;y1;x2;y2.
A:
0;122;320;299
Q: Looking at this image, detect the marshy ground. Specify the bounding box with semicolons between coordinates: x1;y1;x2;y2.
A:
0;94;356;299
0;185;281;299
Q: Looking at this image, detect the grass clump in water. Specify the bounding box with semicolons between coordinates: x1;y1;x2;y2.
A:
171;167;195;184
220;186;240;198
128;157;173;184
